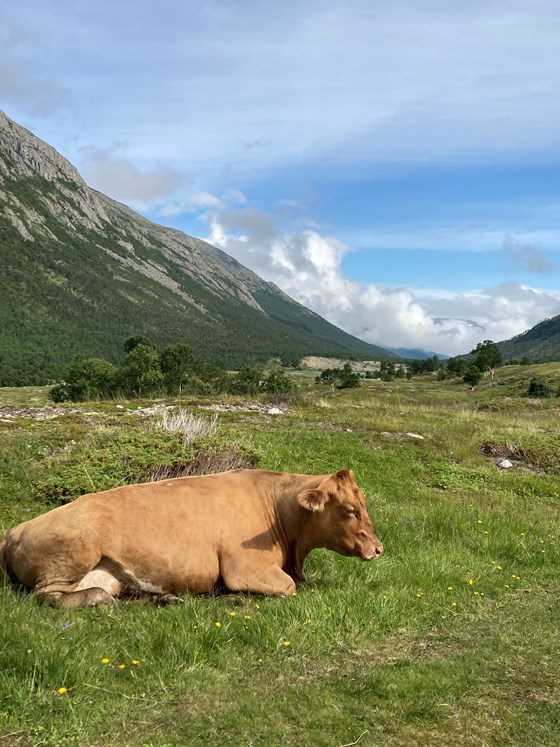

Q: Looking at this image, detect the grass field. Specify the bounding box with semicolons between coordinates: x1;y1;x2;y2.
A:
1;365;559;746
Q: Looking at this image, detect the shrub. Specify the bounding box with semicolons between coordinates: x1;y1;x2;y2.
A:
261;367;296;394
49;356;118;402
228;366;263;395
463;365;482;388
526;378;552;398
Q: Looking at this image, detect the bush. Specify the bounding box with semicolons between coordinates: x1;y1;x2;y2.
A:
261;367;296;394
228;366;263;395
463;365;482;388
49;356;118;402
526;378;552;398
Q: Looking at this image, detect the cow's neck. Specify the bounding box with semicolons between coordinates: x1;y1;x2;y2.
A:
263;472;324;581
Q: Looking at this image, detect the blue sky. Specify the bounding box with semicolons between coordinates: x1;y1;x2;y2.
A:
1;0;560;355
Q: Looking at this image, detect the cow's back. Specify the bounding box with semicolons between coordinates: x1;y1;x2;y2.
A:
5;469;274;593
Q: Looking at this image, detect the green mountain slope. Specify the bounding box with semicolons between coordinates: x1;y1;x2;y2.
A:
497;315;560;362
0;111;395;384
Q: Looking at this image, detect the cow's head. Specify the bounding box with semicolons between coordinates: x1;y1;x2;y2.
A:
297;468;383;560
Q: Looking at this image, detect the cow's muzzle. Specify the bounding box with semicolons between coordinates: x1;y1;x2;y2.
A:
359;541;384;561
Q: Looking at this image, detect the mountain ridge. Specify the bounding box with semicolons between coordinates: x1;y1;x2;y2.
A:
496;315;560;362
0;110;396;385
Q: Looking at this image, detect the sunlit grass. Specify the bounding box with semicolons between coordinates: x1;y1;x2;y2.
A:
1;365;559;745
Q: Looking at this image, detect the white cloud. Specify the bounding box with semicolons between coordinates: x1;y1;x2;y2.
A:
6;1;560;173
158;188;247;218
502;235;554;274
205;205;560;356
0;24;66;116
79;146;182;210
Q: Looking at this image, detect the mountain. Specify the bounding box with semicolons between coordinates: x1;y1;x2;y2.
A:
0;111;396;385
387;347;449;360
496;315;560;362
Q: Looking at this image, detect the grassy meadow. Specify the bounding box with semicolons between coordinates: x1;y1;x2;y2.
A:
0;365;559;746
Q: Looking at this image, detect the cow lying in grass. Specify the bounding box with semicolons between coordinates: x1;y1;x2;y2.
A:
0;468;383;607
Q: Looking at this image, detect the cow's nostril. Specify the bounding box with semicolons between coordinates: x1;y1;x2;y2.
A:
375;544;384;557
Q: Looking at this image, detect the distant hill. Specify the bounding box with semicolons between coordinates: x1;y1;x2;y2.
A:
388;347;449;360
496;315;560;362
0;110;395;385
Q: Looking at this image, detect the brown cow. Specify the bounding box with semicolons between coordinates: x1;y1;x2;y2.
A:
0;468;383;607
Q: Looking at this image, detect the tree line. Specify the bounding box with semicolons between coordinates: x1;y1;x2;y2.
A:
49;336;296;402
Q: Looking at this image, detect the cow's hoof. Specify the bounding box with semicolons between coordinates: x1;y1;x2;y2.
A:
154;593;184;606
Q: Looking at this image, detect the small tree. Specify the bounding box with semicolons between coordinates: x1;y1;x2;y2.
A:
124;335;155;354
261;367;296;394
229;366;263;395
316;368;340;391
160;343;194;395
379;360;395;382
424;355;440;372
472;340;502;380
446;358;467;377
463;365;482;389
120;343;163;396
337;362;361;389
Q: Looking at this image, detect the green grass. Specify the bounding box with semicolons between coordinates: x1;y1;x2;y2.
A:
1;366;559;745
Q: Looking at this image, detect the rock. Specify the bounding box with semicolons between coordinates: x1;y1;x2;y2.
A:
267;407;284;415
498;459;514;469
405;432;424;440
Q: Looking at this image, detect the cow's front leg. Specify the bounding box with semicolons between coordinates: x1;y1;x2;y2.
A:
221;554;296;596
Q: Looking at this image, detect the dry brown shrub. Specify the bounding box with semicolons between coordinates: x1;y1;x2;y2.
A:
149;447;258;481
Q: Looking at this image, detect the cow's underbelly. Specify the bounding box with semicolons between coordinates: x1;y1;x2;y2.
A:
84;553;221;596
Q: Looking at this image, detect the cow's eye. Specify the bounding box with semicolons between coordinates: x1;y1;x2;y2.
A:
344;507;358;518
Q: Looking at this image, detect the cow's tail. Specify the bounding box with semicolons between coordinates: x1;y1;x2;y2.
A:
0;532;17;585
0;534;8;580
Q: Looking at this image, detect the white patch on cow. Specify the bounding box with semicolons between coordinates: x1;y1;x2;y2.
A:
73;566;122;596
123;569;165;594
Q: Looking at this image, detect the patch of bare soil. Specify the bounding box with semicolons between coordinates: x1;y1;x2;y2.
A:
0;406;83;422
479;441;547;474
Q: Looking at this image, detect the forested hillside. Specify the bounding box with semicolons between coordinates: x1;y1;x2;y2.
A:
496;315;560;362
0;111;395;385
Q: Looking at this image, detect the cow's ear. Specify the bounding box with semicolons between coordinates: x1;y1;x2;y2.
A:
298;488;328;512
335;468;354;484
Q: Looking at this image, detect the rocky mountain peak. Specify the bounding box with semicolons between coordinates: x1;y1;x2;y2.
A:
0;110;83;184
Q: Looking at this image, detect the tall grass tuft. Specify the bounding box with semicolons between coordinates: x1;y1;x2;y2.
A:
152;407;219;445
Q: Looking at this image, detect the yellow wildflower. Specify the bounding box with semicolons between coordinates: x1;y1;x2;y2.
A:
101;658;110;664
283;641;291;647
119;664;126;670
229;611;237;617
215;622;222;628
468;579;474;585
58;687;68;695
131;660;139;666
